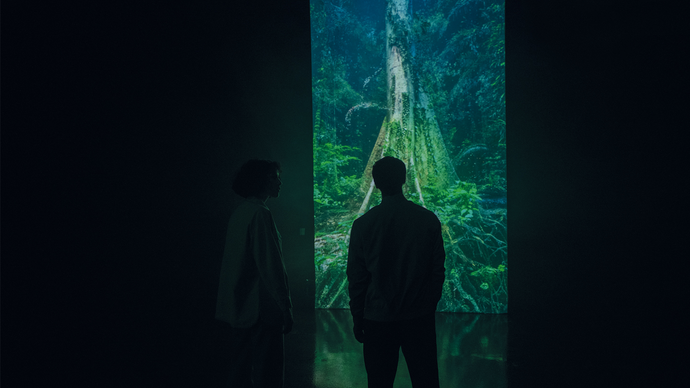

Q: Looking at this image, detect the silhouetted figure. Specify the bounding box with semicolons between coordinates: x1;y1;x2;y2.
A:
216;159;293;388
347;156;446;388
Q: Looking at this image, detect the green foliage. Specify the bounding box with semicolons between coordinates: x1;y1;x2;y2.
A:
316;143;359;174
413;0;505;162
386;120;400;133
408;180;507;313
314;185;340;212
471;264;506;292
477;142;506;194
413;181;482;227
311;0;387;309
313;211;361;309
313;138;361;217
401;92;410;126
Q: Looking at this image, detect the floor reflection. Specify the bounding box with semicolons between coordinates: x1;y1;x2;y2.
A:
314;309;507;388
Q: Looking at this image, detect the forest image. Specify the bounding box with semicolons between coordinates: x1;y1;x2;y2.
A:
312;0;506;313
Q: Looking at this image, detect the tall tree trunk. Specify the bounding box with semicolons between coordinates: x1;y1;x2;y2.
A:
358;0;457;213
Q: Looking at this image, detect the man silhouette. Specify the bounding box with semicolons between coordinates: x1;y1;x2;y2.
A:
347;156;446;388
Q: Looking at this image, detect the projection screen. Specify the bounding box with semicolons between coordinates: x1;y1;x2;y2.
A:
311;0;506;313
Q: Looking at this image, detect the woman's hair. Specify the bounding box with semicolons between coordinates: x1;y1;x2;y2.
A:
232;159;281;198
372;156;406;194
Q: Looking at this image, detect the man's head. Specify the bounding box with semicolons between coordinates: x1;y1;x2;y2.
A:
232;159;282;199
372;156;406;195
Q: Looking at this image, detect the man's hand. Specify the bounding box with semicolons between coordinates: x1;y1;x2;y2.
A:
282;309;294;334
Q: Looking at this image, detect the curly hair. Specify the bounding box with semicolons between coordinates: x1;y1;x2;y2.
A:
232;159;281;198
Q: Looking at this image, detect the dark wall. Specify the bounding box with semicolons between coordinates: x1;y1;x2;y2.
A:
4;1;313;386
505;2;683;385
4;0;683;386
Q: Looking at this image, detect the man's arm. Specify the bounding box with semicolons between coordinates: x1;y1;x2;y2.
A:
346;220;370;342
431;218;446;304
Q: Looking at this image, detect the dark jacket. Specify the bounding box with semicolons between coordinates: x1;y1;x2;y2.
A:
347;193;446;322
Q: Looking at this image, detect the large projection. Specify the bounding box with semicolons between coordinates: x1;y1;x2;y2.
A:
312;0;506;313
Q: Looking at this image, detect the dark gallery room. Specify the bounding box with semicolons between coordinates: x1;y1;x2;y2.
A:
3;1;684;387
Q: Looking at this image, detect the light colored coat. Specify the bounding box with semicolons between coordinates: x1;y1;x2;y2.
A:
216;198;292;328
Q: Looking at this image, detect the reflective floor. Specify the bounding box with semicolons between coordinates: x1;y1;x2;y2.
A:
285;309;507;388
6;302;657;387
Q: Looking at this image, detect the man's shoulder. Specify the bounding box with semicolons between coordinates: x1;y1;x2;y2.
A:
352;205;381;229
352;209;374;225
357;198;438;222
404;200;441;222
